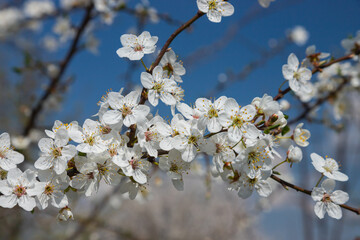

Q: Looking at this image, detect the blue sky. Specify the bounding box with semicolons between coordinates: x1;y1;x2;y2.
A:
4;0;359;238
54;0;360;126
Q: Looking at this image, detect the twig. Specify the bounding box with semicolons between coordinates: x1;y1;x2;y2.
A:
22;4;95;136
270;174;360;216
287;77;349;125
273;53;354;101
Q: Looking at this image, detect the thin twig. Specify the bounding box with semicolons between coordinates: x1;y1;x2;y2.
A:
270;174;360;215
273;53;354;101
23;4;95;136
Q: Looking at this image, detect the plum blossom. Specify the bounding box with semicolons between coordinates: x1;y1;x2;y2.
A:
293;123;311;147
195;96;227;133
116;31;158;60
36;170;69;210
218;98;259;142
237;170;272;199
159;149;191;191
24;0;55;18
114;145;151;184
34;129;76;174
141;66;177;106
160;49;186;82
102;90;150;127
69;119;109;153
0;133;24;171
282;53;312;93
311;179;349;219
0;168;44;211
196;0;234;23
311;153;348;182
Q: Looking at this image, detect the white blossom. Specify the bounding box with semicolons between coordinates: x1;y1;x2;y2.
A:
0;168;44;211
0;133;24;171
311;179;349;219
196;0;234;23
116;31;158;60
311;153;348;182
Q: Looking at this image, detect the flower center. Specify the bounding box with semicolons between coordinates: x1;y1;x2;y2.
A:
170;163;179;172
97;163;109;175
248;177;258;186
44;184;55;195
299;131;309;143
207;107;218;119
293;71;301;80
134;43;143;52
322;193;331;203
52;147;62;158
188;135;198;145
153;82;164;93
163;63;174;76
129;157;139;170
100;125;112;134
14;185;27;198
232;115;244;128
85;136;95;146
208;0;217;10
121;105;132;118
145;131;154;142
109;147;117;157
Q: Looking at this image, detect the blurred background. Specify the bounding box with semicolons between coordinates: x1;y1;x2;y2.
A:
0;0;359;239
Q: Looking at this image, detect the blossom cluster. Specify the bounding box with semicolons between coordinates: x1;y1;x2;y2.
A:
0;0;357;223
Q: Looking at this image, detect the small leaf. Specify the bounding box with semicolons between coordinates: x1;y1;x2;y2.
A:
281;125;290;136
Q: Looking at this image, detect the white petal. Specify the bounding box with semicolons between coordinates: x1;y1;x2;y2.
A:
256;180;272;197
133;169;147;184
34;156;53;170
331;190;349;205
314;201;326;219
172;178;184;191
181;144;197;162
288;53;299;69
141;72;154;89
197;0;209;12
207;9;222;23
120;34;136;47
18;195;36;211
326;202;342;219
238;186;253;199
103;110;123;125
218;2;234;16
0;133;10;148
0;194;17;208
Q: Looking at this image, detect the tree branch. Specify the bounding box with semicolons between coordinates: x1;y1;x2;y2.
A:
22;4;94;136
270;174;360;216
273;53;354;101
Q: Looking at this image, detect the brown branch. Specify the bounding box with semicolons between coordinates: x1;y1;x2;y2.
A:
147;10;205;74
22;4;94;136
288;77;349;125
273;53;354;101
270;174;360;216
127;10;205;144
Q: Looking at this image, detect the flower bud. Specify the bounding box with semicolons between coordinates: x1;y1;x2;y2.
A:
287;145;303;163
57;207;74;222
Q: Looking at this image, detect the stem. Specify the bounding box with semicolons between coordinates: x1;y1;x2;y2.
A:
278;80;287;91
272;159;287;170
140;58;148;71
315;174;324;187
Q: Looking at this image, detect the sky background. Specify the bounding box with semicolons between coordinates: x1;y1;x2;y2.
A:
2;0;360;239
